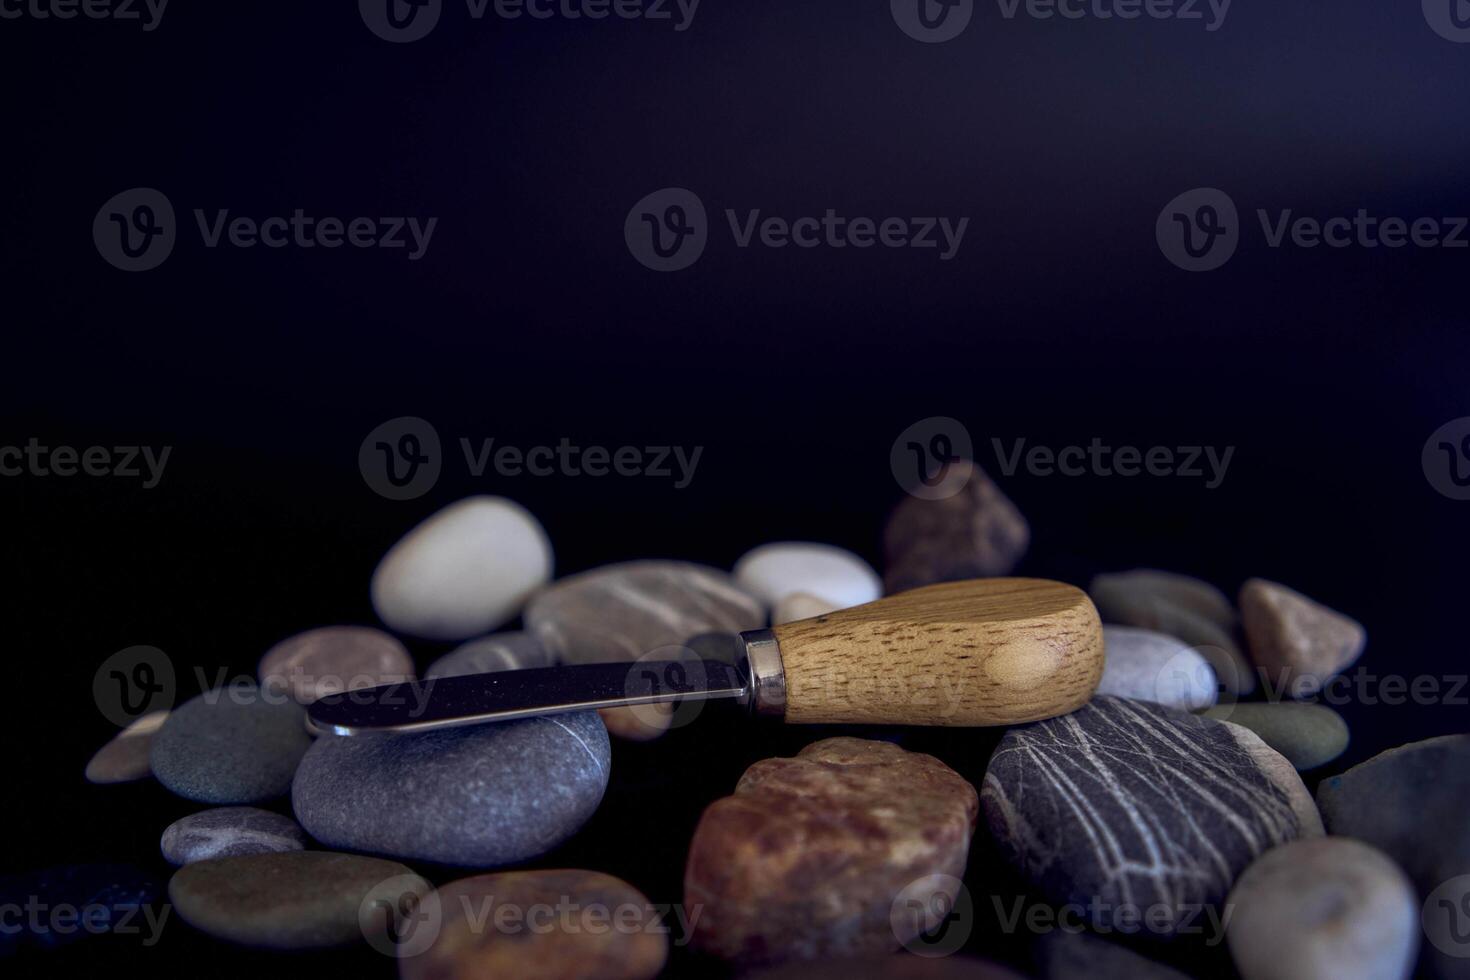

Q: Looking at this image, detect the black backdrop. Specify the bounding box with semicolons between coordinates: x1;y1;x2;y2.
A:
4;1;1470;976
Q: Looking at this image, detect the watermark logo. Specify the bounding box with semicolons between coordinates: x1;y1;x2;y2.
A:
360;874;440;957
1424;0;1470;43
627;188;969;270
1157;187;1239;272
1423;417;1470;501
891;416;975;500
93;645;176;727
94;189;437;270
359;418;704;497
1423;875;1470;959
622;646;708;732
360;416;443;500
361;0;699;42
626;187;708;272
360;0;443;42
1160;188;1470;271
0;439;172;488
94;188;176;272
891;0;974;43
890;874;973;956
0;0;169;31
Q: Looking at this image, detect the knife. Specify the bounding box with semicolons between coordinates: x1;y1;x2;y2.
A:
306;578;1104;735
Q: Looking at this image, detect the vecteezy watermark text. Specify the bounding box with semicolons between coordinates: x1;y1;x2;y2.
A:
2;439;171;488
0;898;171;947
626;188;969;271
0;0;168;30
991;437;1234;489
359;0;700;43
94;188;437;271
1158;187;1469;272
361;416;702;499
891;0;1230;43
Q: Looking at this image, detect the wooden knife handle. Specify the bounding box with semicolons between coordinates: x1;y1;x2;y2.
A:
764;578;1103;726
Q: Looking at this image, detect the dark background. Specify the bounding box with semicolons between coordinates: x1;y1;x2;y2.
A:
3;1;1469;975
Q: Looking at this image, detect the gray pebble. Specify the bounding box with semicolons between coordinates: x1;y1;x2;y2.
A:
1099;625;1217;710
982;696;1321;938
161;807;307;865
526;561;762;664
1201;703;1348;770
292;711;609;867
150;687;311;804
1226;837;1418;980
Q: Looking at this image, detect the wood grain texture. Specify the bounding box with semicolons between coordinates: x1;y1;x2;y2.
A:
772;578;1103;726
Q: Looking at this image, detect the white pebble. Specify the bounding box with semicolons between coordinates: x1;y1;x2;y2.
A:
371;496;553;641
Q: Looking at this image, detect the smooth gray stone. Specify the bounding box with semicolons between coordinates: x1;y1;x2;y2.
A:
1317;735;1470;979
982;696;1320;939
1088;577;1256;696
150;688;312;804
168;851;427;950
1036;928;1195;979
525;560;763;664
1226;837;1418;980
1201;703;1348;770
292;711;610;867
1098;626;1217;710
161;807;307;865
1090;569;1236;630
424;631;553;679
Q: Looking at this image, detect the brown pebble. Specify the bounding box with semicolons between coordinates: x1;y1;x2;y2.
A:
882;460;1029;594
685;737;979;966
1239;578;1365;696
399;869;667;980
85;710;169;784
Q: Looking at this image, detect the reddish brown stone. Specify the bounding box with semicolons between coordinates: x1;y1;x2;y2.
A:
685;737;979;966
883;460;1029;594
400;870;667;980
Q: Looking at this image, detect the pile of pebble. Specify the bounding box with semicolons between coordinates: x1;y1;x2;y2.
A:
79;467;1468;979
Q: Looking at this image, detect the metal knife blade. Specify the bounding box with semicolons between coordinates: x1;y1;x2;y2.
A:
305;659;749;736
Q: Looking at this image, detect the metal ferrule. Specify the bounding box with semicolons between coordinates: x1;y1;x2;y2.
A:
738;628;786;718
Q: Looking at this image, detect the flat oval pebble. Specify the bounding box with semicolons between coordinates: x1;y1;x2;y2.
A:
1226;837;1418;980
1088;574;1256;696
258;625;414;703
526;560;763;665
1239;578;1365;697
85;709;169;784
160;806;307;865
150;688;311;804
399;870;667;980
882;459;1029;594
371;495;553;641
1098;625;1217;710
1090;569;1236;630
169;851;427;950
424;630;554;679
293;711;609;867
686;737;979;965
982;696;1321;938
1201;702;1348;770
733;541;881;613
